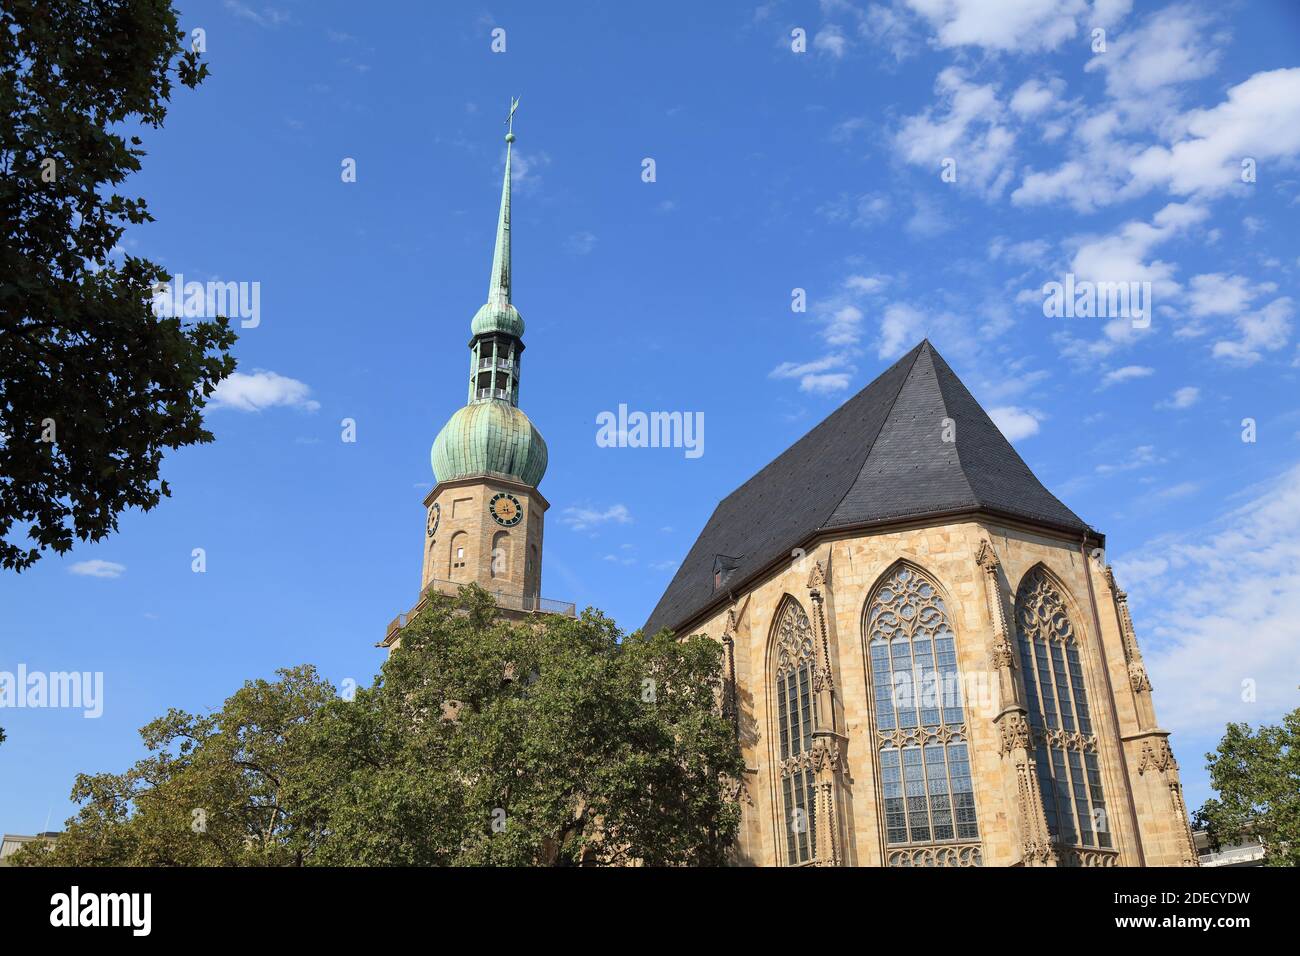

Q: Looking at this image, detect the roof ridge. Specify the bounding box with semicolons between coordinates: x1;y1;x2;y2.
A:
817;342;928;532
924;346;980;510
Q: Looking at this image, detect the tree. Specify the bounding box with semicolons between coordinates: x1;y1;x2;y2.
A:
0;0;236;571
304;587;744;866
12;665;338;866
1194;707;1300;867
15;587;745;866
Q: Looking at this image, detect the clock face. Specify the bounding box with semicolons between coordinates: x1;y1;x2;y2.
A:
489;492;523;527
427;502;440;537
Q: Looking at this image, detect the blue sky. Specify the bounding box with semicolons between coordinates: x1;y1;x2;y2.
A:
2;0;1299;835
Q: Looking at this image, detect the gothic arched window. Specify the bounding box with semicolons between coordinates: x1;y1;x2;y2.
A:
1014;567;1112;850
772;599;818;865
866;565;980;862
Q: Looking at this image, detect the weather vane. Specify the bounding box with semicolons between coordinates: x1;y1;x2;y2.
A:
505;97;519;142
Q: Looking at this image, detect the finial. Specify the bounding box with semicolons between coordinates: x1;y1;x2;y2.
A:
505;96;519;143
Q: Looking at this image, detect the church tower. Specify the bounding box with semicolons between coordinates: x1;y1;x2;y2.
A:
426;98;547;606
383;101;557;648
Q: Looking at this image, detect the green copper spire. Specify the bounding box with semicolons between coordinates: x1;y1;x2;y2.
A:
487;97;517;305
471;97;524;340
432;98;547;489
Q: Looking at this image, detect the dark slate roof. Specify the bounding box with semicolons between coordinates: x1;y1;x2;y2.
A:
643;340;1092;636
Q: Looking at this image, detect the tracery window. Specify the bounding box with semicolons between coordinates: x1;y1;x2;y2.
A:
1014;567;1112;850
866;565;980;862
773;599;818;865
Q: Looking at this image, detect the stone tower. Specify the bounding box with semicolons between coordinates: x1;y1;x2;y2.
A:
382;101;562;651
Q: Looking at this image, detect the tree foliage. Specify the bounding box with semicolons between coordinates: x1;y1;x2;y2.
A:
15;588;744;866
12;665;336;866
1194;707;1300;867
0;0;236;570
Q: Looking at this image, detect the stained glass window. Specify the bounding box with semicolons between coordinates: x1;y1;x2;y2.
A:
866;565;980;855
773;600;818;864
1015;567;1112;849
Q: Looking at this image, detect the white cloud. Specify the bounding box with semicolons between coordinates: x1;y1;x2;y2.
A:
69;559;126;579
844;274;889;295
807;274;891;352
823;305;865;347
1070;201;1206;291
1053;202;1206;364
1110;556;1168;587
1156;480;1199;499
1211;297;1295;365
1129;68;1300;199
813;25;849;58
508;149;551;190
210;371;320;413
901;0;1098;53
988;405;1041;441
561;504;631;531
1013;130;1140;213
1156;386;1200;410
1012;11;1255;213
988;236;1050;265
224;1;290;28
1100;364;1154;387
1120;464;1300;738
1084;4;1219;105
879;303;926;359
1187;273;1269;318
1009;78;1061;117
770;355;854;394
774;274;894;394
1096;444;1161;475
816;192;891;228
860;0;921;61
894;68;1016;198
800;372;854;394
770;356;843;377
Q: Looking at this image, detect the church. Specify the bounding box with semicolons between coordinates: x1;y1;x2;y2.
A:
382;110;1199;868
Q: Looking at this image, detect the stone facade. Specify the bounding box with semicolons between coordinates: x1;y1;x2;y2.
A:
420;473;546;605
689;514;1198;867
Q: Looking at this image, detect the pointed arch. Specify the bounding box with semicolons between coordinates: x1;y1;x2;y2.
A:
862;560;982;864
765;595;818;865
1011;561;1089;631
1013;563;1112;850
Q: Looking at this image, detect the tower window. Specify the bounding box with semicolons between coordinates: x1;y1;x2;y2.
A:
491;531;509;579
450;532;469;576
